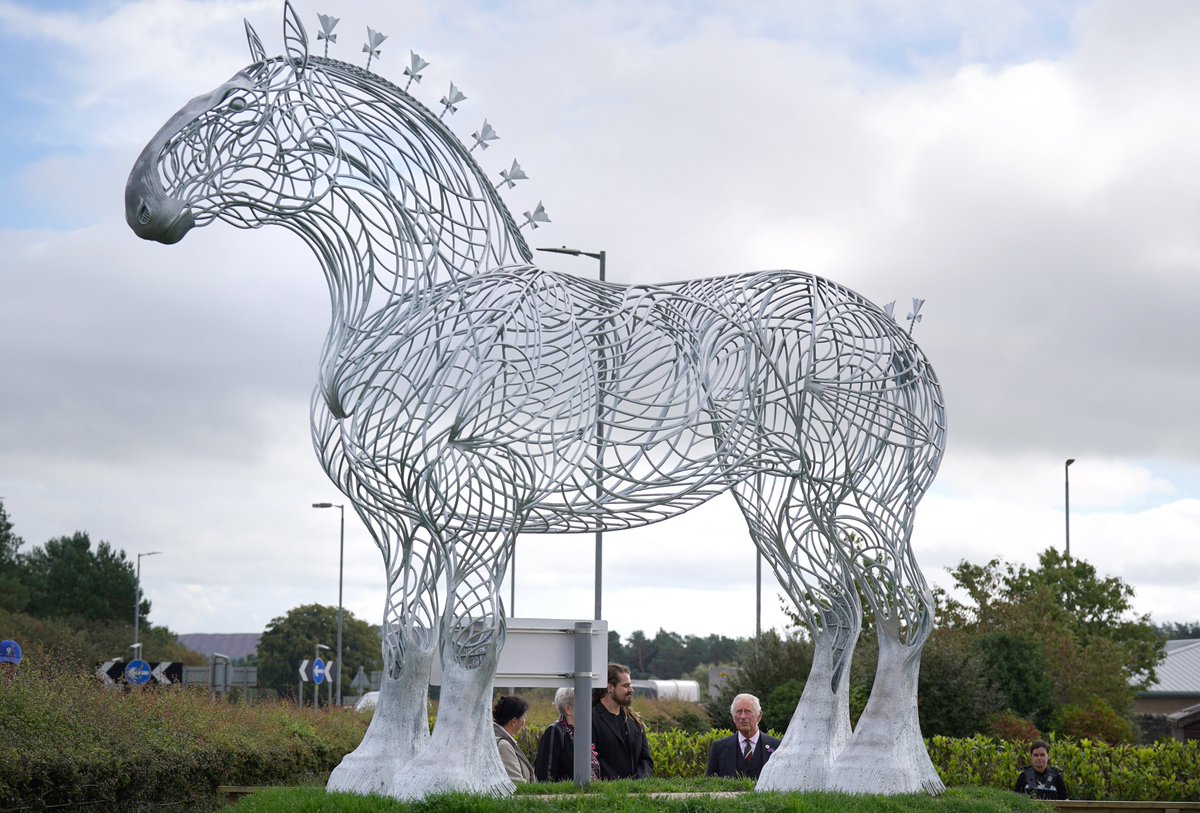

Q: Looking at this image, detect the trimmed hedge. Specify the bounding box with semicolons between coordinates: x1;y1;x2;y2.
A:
927;734;1200;801
5;662;1200;807
0;660;363;810
520;725;1200;800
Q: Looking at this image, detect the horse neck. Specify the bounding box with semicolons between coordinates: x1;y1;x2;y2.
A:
305;59;532;322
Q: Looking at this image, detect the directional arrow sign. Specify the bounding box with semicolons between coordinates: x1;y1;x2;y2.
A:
125;659;152;686
325;660;337;682
298;658;310;682
312;657;326;685
97;660;117;686
151;662;176;684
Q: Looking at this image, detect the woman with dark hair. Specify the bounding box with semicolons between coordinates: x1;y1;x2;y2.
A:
493;695;536;783
534;687;600;782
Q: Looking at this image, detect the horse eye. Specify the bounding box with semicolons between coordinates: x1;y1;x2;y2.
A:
228;96;247;112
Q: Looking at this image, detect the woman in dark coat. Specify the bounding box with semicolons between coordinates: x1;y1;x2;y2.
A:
534;687;599;781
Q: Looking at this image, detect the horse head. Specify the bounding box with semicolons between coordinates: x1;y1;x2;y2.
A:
126;2;338;244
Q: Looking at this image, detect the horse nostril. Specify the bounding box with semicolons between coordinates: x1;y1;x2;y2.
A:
137;202;152;226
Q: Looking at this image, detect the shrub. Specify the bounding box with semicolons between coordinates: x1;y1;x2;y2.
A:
1052;697;1136;745
0;653;365;809
705;630;812;732
988;710;1040;741
926;734;1200;801
637;698;712;733
9;655;1200;804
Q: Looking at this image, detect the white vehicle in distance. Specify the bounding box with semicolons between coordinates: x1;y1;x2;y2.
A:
353;691;379;713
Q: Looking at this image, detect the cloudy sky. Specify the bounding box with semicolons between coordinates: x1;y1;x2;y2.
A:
2;0;1198;650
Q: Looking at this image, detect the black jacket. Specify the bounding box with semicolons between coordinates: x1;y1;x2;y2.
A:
535;721;574;782
591;704;653;779
705;732;781;779
1014;765;1068;800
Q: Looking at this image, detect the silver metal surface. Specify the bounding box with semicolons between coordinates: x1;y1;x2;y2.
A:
126;1;947;798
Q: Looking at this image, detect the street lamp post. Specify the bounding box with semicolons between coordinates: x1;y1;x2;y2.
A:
1064;458;1076;558
755;551;762;654
312;502;345;706
134;551;162;655
537;246;606;621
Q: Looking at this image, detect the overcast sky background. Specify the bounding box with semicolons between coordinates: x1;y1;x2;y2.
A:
2;0;1198;649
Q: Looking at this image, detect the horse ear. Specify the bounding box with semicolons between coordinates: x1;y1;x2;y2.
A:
282;0;310;73
245;19;268;64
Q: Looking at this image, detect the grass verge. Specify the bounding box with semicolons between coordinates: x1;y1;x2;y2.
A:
230;786;1047;813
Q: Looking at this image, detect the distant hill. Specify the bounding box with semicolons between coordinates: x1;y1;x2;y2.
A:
177;633;261;661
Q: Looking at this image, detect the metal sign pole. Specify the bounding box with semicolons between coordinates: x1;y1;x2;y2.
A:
573;621;593;788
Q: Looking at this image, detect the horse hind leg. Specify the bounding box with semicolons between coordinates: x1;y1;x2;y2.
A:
828;509;944;795
326;515;440;795
734;479;861;792
757;577;861;793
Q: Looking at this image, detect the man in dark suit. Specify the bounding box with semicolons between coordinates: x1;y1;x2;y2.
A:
705;692;781;779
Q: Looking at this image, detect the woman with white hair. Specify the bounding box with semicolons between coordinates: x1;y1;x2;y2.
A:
534;686;600;782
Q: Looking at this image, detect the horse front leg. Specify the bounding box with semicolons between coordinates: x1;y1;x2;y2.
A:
390;530;515;800
757;590;860;792
326;516;440;795
735;481;860;791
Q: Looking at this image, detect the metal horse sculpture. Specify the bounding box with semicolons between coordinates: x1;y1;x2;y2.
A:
126;3;946;799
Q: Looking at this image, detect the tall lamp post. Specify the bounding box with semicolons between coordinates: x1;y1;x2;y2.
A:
536;245;607;621
1064;458;1075;558
134;551;162;657
312;502;345;706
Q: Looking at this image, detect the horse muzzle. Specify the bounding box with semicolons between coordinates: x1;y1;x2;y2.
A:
125;118;199;245
125;162;196;245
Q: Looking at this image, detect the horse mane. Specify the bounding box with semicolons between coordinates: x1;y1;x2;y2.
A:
294;55;534;299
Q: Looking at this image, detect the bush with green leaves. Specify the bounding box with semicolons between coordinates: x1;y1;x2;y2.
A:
927;734;1200;801
0;654;366;809
8;655;1200;806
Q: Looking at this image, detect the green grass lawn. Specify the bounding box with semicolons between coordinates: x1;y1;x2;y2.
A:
230;785;1047;813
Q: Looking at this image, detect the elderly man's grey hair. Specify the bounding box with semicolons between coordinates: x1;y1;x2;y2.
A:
729;692;762;717
553;686;575;715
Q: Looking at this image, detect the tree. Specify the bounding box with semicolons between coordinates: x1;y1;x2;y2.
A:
1156;620;1200;640
916;627;1004;737
256;603;383;701
705;629;814;733
648;628;688;678
937;548;1164;738
625;630;656;678
21;531;145;623
0;608;203;669
607;630;630;667
973;631;1055;727
682;632;747;670
1005;548;1161;687
0;500;28;612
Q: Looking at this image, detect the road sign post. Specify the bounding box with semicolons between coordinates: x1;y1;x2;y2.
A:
314;643;330;709
298;658;310;708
